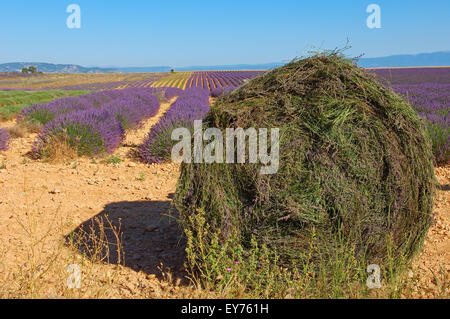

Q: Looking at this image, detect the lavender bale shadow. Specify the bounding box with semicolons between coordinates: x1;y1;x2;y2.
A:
66;200;187;283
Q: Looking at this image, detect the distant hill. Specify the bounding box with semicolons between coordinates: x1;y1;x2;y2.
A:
0;63;172;74
0;62;120;74
1;51;449;73
357;51;450;68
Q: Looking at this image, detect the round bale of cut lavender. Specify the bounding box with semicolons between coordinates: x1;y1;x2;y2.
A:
175;53;435;276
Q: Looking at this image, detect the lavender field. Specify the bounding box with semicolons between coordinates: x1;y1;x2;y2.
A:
373;68;449;165
373;67;450;85
21;88;162;157
0;66;448;300
1;67;447;165
139;87;210;163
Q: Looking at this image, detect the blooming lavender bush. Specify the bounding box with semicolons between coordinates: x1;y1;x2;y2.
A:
103;95;160;130
164;87;184;100
18;96;95;125
32;88;161;158
0;128;10;151
420;113;449;165
139;87;210;163
34;108;125;157
18;88;160;125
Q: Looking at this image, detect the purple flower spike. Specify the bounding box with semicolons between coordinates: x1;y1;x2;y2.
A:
0;128;11;151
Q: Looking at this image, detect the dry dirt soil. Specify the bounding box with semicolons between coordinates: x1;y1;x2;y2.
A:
0;100;448;298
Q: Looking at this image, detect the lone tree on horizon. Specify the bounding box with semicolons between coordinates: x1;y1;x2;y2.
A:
21;66;38;74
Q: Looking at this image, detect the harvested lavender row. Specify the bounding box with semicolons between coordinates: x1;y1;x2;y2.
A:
139;87;210;163
0;128;10;151
32;88;161;157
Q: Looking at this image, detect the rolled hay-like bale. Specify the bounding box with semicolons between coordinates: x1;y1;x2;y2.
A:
174;53;435;269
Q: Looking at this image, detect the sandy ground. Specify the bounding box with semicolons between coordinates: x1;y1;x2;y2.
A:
0;100;188;298
0;100;448;298
411;165;449;297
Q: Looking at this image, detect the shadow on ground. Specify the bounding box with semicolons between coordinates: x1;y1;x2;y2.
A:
66;199;187;282
437;183;449;191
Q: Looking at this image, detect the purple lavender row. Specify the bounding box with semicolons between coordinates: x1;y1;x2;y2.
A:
163;87;184;100
391;83;449;113
210;86;237;98
138;87;210;164
19;88;159;125
373;67;450;85
389;83;449;165
60;81;127;91
59;78;156;91
185;71;263;90
30;88;161;157
0;128;10;151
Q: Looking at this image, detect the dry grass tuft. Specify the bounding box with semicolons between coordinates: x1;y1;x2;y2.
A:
40;134;79;164
7;123;29;138
6;120;42;138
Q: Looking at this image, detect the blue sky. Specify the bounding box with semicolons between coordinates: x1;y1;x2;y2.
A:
0;0;449;67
